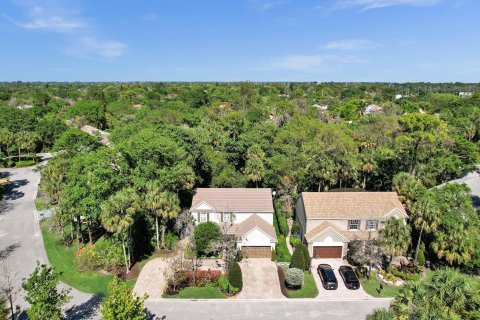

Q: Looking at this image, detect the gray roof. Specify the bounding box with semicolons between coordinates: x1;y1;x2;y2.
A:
437;165;480;207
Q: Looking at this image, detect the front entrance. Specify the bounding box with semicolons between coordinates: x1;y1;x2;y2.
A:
241;246;272;258
313;246;342;259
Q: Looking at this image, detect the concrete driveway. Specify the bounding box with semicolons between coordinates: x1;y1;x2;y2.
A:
312;259;372;299
133;258;168;299
236;258;284;299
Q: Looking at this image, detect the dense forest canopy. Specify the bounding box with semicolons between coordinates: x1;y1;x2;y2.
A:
1;81;479;273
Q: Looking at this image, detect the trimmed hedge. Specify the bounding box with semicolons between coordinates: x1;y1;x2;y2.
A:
297;243;311;270
276;236;292;262
228;261;243;291
15;160;36;167
289;247;305;270
391;268;422;282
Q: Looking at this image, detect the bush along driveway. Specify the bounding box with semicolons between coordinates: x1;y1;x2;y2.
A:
278;267;319;298
236;259;284;299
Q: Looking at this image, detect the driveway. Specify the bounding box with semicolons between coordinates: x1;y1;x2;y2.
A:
311;259;372;299
0;165;96;319
236;258;284;299
133;258;168;299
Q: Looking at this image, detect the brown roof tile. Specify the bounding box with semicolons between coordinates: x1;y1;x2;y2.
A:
300;192;406;219
191;188;274;213
305;221;379;242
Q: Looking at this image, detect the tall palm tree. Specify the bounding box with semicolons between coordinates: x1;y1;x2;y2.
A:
157;191;180;249
431;228;474;265
380;217;411;270
144;181;163;249
101;188;141;273
411;192;441;262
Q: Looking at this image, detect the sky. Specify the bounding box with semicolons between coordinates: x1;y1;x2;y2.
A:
0;0;479;82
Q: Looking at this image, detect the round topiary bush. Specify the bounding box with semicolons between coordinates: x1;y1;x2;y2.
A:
289;246;305;270
228;261;243;291
285;268;304;289
193;221;221;256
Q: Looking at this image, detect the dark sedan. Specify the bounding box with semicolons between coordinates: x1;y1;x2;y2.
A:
317;264;338;290
338;265;360;290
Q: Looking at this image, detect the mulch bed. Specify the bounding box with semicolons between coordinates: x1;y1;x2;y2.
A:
116;262;141;281
277;266;288;297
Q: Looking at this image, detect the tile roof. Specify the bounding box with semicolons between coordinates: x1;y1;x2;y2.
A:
235;214;277;242
300;192;406;219
305;221;379;242
191;188;274;213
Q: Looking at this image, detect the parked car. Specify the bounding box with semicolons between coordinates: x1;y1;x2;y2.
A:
338;265;360;290
317;264;338;290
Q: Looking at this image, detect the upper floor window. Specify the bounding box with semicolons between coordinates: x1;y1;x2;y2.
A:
222;212;232;222
200;212;208;223
366;219;378;231
348;219;360;230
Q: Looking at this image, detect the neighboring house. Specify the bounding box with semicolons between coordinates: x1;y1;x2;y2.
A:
190;188;277;258
295;192;407;259
459;92;473;98
363;104;383;115
436;165;480;207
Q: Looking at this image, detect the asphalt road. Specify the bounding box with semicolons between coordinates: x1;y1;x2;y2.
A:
0;164;96;319
145;298;392;320
0;162;392;320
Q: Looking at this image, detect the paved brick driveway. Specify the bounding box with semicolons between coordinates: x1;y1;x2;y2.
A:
236;258;285;299
311;259;372;299
134;258;168;299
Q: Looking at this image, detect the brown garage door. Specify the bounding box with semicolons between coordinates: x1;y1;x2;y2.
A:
241;246;272;258
313;246;342;259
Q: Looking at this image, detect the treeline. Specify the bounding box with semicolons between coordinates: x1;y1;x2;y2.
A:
0;81;479;273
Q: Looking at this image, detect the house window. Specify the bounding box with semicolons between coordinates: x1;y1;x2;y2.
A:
366;219;378;230
348;219;360;230
222;212;231;222
200;212;207;223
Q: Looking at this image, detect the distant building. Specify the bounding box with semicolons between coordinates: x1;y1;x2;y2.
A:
313;104;329;110
459;92;473;98
436;165;480;207
395;94;409;100
364;104;383;115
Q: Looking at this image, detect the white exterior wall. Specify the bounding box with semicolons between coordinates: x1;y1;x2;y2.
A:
236;228;276;250
191;211;273;225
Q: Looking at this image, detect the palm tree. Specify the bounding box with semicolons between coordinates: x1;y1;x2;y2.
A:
379;217;411;270
101;188;141;273
411;192;441;262
144;181;163;249
157;191;180;249
431;228;474;265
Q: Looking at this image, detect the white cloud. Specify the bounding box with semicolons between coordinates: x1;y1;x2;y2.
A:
332;0;441;11
65;37;127;59
249;0;288;11
267;54;364;71
324;39;381;50
14;4;86;33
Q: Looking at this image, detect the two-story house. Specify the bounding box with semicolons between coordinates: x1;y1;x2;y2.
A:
295;192;407;259
190;188;277;258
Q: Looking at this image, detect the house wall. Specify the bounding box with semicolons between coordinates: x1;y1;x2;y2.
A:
236;228;276;250
190;211;273;225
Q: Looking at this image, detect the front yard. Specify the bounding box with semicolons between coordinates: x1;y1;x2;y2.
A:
360;272;402;297
283;270;318;298
163;287;226;299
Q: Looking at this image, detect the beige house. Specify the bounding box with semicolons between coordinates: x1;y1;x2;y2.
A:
190;188;277;258
295;192;407;259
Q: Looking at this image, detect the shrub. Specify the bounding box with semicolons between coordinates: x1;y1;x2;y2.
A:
271;249;276;261
391;268;422;282
290;237;301;248
355;266;368;279
285;268;304;288
75;244;103;272
297;243;310;270
228;262;243;291
165;232;179;250
235;251;243;262
276;236;292;262
291;221;300;237
218;275;238;295
398;260;422;274
194;222;221;256
15;160;36;168
289;247;305;270
417;249;425;267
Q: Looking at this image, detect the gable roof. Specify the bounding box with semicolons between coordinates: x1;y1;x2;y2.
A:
235;214;277;242
305;221;348;242
191;188;274;213
300;192;407;219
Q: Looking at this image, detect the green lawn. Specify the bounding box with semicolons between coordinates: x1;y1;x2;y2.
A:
41;221;113;295
163;287;226;299
361;272;402;298
286;271;319;298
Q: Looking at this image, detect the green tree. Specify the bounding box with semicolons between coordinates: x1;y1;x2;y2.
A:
100;277;147;320
101;188;141;273
0;295;8;320
391;172;426;212
228;261;243;291
0;128;15;159
411;191;441;262
242;144;266;187
380;217;411;269
193;222;221;256
289;246;305;270
22;263;71;320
